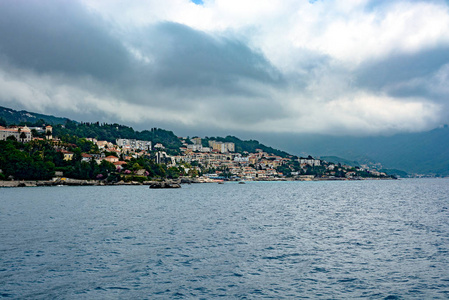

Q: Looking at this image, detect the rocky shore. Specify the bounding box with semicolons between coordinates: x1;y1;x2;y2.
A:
0;177;203;188
0;175;395;188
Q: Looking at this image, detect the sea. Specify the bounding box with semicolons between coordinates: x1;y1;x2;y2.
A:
1;179;449;299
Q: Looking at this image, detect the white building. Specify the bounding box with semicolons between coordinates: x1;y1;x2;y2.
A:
116;139;152;151
234;156;249;162
299;156;321;167
187;144;203;152
0;126;32;142
154;143;165;149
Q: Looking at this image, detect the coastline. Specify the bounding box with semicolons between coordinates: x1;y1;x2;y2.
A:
0;176;396;188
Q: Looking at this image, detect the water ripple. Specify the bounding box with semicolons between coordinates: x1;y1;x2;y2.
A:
0;179;448;298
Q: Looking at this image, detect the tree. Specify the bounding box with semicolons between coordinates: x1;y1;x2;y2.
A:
96;160;116;179
19;132;27;143
167;167;181;179
31;129;39;138
0;117;7;126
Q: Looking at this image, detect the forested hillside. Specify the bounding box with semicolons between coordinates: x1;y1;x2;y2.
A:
54;121;183;152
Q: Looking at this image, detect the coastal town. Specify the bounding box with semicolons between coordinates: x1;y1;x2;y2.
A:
0;123;393;186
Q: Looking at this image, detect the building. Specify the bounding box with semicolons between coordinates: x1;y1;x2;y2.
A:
96;141;114;150
0;126;32;142
116;139;152;151
234;156;249;163
192;137;202;145
299;156;321;167
59;149;74;161
45;126;53;140
224;142;235;152
104;156;119;163
208;140;235;153
81;153;93;162
187;144;203;152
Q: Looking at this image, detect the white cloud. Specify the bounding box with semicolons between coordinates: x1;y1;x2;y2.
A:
321;93;441;134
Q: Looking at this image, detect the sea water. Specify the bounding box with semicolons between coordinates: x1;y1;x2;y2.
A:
1;179;449;299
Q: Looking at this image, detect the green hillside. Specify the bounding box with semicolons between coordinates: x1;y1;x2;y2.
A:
53;121;183;152
1;106;290;158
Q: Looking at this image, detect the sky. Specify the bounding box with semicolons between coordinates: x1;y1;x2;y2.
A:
1;0;449;138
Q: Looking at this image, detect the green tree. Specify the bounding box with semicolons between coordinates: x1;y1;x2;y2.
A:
19;132;27;143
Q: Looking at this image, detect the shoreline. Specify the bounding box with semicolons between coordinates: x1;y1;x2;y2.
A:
0;176;396;188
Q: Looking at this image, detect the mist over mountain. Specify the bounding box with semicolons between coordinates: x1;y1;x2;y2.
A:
254;127;449;176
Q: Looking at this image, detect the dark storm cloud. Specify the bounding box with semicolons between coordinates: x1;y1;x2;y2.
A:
114;21;289;121
0;0;130;79
0;0;290;128
354;46;449;100
0;0;284;101
128;22;285;96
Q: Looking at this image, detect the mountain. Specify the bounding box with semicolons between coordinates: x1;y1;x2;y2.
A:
0;106;70;126
260;127;449;176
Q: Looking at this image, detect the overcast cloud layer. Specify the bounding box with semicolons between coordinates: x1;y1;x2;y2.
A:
1;0;449;136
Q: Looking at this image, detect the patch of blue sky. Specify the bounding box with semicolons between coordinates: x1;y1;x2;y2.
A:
191;0;204;5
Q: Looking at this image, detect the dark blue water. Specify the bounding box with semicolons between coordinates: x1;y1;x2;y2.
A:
1;179;449;299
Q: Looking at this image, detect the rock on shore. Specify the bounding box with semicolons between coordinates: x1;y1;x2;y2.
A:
149;180;181;189
0;178;186;188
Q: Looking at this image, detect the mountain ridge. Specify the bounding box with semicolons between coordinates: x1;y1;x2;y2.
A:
260;127;449;176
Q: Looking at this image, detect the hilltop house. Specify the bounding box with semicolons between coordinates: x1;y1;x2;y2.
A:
0;126;32;142
104;156;119;163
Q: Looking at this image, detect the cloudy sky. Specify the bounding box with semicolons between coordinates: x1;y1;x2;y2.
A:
1;0;449;137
